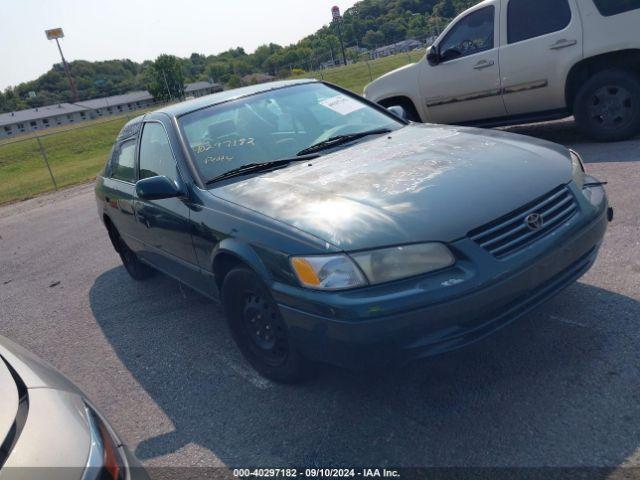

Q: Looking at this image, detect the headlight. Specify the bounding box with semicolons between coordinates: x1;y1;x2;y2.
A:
290;255;367;290
291;243;455;290
82;405;124;480
351;243;455;285
570;149;585;189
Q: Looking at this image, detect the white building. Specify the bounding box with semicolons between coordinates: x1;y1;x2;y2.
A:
184;81;222;98
75;91;154;120
0;82;222;139
0;103;88;138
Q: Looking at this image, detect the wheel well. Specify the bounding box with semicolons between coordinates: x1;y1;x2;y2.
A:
566;49;640;113
103;215;121;253
212;252;246;291
378;96;422;122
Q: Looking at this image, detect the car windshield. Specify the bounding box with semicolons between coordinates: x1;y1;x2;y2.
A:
178;82;402;184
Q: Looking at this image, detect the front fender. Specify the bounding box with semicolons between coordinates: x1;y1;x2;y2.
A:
363;62;424;119
364;62;420;101
210;238;272;286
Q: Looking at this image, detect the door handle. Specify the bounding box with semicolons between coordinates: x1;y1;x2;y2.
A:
473;60;495;70
550;39;577;50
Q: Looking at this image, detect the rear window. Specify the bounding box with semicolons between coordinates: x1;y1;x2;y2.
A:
111;139;137;183
592;0;640;16
508;0;572;44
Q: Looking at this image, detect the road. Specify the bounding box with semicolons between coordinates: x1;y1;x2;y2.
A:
0;120;639;477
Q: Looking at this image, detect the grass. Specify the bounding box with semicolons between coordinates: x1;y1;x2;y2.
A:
0;118;127;205
297;50;425;93
0;51;424;205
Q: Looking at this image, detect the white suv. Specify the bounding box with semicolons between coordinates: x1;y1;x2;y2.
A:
364;0;640;142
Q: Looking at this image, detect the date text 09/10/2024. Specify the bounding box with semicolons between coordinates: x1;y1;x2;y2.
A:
232;468;401;478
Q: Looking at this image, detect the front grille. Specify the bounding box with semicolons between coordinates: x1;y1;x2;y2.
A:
469;185;578;259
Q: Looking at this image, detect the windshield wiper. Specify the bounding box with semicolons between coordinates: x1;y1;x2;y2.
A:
205;153;320;186
296;128;392;156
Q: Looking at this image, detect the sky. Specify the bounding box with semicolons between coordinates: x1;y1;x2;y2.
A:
0;0;357;90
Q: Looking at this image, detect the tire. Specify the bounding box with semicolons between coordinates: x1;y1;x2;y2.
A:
221;267;312;384
108;224;156;281
380;99;422;122
573;69;640;142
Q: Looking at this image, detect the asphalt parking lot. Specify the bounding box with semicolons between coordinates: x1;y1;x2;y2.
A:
0;119;639;475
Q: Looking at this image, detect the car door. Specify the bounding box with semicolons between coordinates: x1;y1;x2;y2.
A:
419;4;506;124
499;0;583;116
133;121;201;285
101;138;143;252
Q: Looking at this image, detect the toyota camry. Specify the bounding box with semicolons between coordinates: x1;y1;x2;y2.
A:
95;80;611;383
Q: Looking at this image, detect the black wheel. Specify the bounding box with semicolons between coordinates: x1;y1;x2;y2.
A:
107;224;156;281
574;69;640;142
221;267;312;383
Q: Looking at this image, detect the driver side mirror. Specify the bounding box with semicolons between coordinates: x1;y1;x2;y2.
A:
426;47;440;66
136;175;182;201
387;105;409;121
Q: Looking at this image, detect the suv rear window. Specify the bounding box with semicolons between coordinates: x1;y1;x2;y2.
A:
592;0;640;17
508;0;572;44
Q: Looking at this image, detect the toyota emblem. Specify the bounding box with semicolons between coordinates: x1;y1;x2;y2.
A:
525;213;544;231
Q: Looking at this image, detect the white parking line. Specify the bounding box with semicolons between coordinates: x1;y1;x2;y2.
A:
215;352;272;390
549;314;588;328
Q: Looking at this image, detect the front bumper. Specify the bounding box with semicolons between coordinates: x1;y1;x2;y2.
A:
274;183;609;369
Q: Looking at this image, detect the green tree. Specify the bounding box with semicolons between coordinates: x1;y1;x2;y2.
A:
0;0;486;114
145;54;185;102
206;62;230;84
362;30;385;49
433;0;456;18
227;74;242;89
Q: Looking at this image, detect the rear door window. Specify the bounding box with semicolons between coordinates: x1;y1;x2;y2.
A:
111;139;137;183
507;0;572;44
592;0;640;16
138;123;178;181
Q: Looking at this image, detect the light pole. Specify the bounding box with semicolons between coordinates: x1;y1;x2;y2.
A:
161;69;173;102
45;28;79;102
331;6;348;66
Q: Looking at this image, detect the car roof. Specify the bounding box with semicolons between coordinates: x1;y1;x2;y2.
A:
155;79;318;118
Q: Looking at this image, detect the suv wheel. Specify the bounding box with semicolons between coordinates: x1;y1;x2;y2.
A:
574;69;640;142
221;267;311;384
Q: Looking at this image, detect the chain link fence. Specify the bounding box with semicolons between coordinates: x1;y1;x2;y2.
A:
0;115;132;205
307;49;426;93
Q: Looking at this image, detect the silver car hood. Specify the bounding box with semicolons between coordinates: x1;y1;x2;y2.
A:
0;358;19;461
0;336;82;394
0;337;91;477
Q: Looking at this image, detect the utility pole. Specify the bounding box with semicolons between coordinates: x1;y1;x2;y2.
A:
161;69;174;102
45;28;79;102
331;6;348;66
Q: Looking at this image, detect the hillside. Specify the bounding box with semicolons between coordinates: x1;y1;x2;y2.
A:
0;0;479;113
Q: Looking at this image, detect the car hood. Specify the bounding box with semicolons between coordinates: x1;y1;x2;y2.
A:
0;336;82;393
0;356;19;457
0;336;93;474
212;124;573;251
